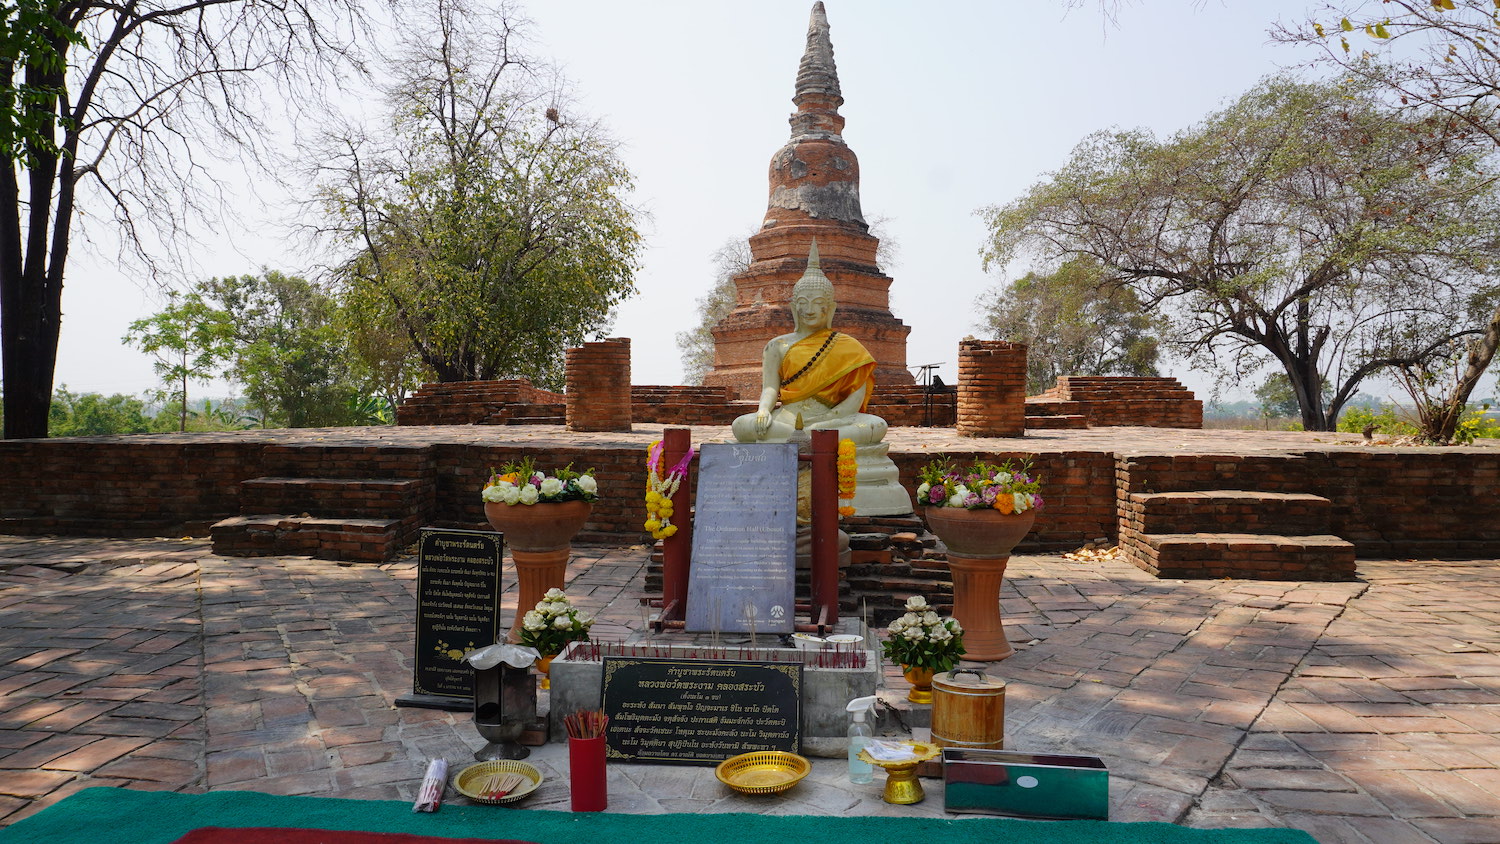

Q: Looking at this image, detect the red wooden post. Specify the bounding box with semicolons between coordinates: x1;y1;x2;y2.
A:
809;429;839;629
659;427;693;623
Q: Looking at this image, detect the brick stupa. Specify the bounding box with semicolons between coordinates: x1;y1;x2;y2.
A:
703;2;912;399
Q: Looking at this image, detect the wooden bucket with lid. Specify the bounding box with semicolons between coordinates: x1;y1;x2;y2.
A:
932;668;1006;749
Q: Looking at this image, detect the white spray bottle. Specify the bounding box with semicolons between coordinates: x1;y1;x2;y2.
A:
846;695;877;784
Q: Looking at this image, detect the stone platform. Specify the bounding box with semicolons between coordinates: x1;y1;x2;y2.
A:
2;535;1499;842
3;425;1497;571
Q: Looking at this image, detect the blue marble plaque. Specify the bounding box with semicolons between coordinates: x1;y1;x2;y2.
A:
686;442;798;633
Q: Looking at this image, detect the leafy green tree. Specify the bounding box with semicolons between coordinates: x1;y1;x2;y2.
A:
980;75;1500;431
977;258;1161;394
1276;1;1500;441
1;0;370;440
200;271;360;428
339;305;429;410
314;0;641;391
47;386;152;437
1253;373;1302;421
123;292;235;432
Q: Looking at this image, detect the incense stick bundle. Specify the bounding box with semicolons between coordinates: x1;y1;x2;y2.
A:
411;758;447;812
563;708;609;739
481;772;526;800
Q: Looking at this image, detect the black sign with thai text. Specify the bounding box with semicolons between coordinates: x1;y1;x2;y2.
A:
411;528;504;700
600;656;802;765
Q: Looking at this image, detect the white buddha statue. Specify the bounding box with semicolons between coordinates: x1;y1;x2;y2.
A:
731;241;912;516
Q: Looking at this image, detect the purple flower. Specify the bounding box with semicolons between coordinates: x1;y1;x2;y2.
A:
928;486;946;504
1032;494;1045;510
981;485;999;505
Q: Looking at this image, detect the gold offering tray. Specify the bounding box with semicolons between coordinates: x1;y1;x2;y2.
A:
715;751;811;795
453;760;544;805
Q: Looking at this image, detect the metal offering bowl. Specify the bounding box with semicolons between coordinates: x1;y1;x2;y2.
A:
453;760;544;805
715;751;812;795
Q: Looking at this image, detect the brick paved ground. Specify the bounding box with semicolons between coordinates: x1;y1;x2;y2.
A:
2;536;1498;843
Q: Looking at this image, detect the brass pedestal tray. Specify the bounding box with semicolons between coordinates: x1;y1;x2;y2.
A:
858;741;942;804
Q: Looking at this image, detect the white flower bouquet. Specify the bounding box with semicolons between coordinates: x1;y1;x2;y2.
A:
481;458;598;506
518;588;594;656
881;595;965;672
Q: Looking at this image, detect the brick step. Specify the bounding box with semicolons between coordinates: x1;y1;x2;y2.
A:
211;515;403;563
239;477;425;518
1026;414;1088;429
1129;491;1332;535
1125;532;1355;581
843;569;954;595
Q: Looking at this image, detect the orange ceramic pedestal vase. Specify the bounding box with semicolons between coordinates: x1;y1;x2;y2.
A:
923;507;1036;661
484;500;592;642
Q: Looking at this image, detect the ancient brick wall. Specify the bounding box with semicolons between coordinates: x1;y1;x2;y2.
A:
1038;376;1203;428
0;440;264;535
956;340;1027;438
396;380;565;426
626;384;955;428
867;385;956;428
631;387;749;427
5;433;1496;560
1116;452;1500;558
565;338;632;432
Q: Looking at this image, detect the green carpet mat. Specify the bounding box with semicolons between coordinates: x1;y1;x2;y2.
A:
0;787;1316;844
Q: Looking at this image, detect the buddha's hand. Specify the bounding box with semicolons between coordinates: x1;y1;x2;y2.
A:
753;410;772;440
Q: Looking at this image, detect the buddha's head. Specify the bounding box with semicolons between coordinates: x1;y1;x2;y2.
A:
791;240;836;332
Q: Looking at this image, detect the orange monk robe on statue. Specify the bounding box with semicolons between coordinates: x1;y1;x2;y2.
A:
778;329;876;412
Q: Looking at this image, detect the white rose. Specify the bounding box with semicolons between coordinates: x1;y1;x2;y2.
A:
903;627;926;641
1013;492;1027;513
921;611;940;626
576;475;597;495
553;616;572;630
899;612;921;627
887;618;906;633
518;485;539;505
540;477;564;497
576;612;594;629
946;617;963;635
930;626;951;641
916;482;930;500
905;596;928;612
481;484;506;502
522;611;545;630
544;588;566;601
500;486;521;505
996;472;1012;484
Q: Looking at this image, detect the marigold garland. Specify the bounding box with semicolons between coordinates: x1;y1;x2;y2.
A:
644;440;694;540
837;438;858;518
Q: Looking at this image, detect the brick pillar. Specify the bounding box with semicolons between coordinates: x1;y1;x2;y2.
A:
956;339;1027;438
565;338;632;432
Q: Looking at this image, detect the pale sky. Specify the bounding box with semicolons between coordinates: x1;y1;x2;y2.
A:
45;0;1327;403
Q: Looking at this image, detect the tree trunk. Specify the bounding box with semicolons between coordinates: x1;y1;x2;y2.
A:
1428;301;1500;443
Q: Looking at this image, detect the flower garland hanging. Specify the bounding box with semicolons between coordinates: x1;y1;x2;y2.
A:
837;438;858;517
644;440;694;540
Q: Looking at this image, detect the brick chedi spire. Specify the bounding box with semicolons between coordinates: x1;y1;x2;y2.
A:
703;2;913;399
